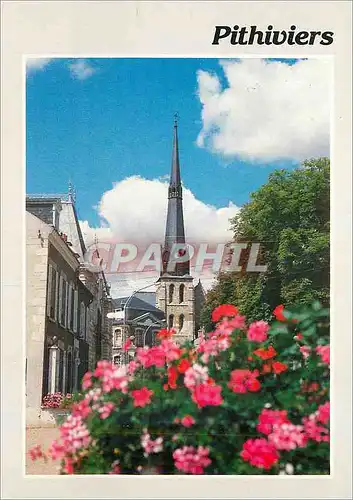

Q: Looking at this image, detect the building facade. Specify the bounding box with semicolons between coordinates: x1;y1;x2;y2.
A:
26;193;112;425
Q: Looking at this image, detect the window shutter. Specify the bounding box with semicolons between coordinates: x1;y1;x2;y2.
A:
46;265;53;317
67;284;72;330
58;274;63;323
73;289;78;333
54;270;59;321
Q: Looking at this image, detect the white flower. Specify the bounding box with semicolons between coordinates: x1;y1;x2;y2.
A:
285;463;294;475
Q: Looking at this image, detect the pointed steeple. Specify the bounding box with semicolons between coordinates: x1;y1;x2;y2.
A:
161;116;190;276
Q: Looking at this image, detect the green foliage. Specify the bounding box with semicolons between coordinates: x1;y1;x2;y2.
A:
201;158;330;329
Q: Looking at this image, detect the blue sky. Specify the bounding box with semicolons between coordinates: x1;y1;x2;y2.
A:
26;58;302;227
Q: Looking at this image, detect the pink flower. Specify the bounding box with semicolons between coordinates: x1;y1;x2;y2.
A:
109;460;121;474
216;315;246;334
300;345;312;359
173;446;211;474
191;383;223;408
317;401;330;425
127;360;139;375
228;369;261;394
303;413;330;443
71;398;92;419
136;345;166;368
123;338;132;352
212;304;239;322
48;415;92;462
269;422;307;450
257;408;289;435
131;387;154;407
247;320;269;343
316;345;330;365
63;457;74;474
98;402;115;419
141;429;163;457
82;371;93;390
180;415;195;427
161;339;182;362
184;364;209;390
240;438;279;470
29;444;46;461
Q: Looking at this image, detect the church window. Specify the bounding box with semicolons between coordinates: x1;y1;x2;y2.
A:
114;328;122;346
169;284;174;303
179;284;185;303
113;354;121;366
168;314;174;328
179;314;184;331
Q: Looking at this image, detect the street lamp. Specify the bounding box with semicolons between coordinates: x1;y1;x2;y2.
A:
143;319;166;347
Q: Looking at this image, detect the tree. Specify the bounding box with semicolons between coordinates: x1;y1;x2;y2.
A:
201;157;330;331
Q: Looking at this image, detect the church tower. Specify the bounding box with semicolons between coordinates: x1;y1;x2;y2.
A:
156;117;196;343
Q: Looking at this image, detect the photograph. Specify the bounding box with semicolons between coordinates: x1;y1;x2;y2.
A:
25;56;331;476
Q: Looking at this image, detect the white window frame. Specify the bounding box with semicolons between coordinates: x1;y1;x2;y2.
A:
46;264;53;318
114;328;122;347
67;283;72;331
58;274;63;324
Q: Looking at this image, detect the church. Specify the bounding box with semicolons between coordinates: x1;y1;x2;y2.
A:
111;118;205;363
155;117;205;344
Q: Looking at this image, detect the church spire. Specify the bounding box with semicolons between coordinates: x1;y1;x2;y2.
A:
162;116;190;276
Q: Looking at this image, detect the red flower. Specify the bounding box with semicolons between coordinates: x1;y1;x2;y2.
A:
271;361;288;374
212;304;239;323
273;304;286;322
167;366;178;389
262;363;272;374
131;387;154;407
180;415;195;427
228;369;261;393
254;345;277;360
156;328;175;340
316;345;330;365
294;332;304;341
177;358;191;374
192;383;223;408
240;438;279;470
257;408;289;435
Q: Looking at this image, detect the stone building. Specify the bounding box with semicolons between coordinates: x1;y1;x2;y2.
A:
26;192;112;424
111;293;165;365
155;118;205;344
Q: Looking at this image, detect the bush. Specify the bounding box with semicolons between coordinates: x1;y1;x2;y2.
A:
31;301;330;475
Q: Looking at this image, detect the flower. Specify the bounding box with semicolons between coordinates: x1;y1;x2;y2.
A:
302;414;329;443
228;369;261;393
136;345;166;368
184;364;209;390
109;460;121;474
212;304;239;323
180;415;195;427
300;345;312;359
82;372;93;390
161;339;182;362
269;422;307;450
177;358;191;373
141;429;163;457
317;401;330;425
247;320;269;343
173;446;211;474
192;383;223;408
131;387;154;407
253;345;277;360
166;366;178;390
156;328;175;340
316;345;330;365
240;438;279;470
98;402;115;420
257;408;289;435
273;304;286;321
271;361;288;374
294;332;304;341
123;338;132;352
29;444;46;462
71;398;92;419
216;315;246;334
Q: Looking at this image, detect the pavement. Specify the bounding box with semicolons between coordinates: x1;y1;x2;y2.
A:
26;426;60;475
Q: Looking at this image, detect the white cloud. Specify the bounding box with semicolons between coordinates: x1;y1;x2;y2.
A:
80;176;240;297
26;58;52;73
68;59;97;80
197;58;331;161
